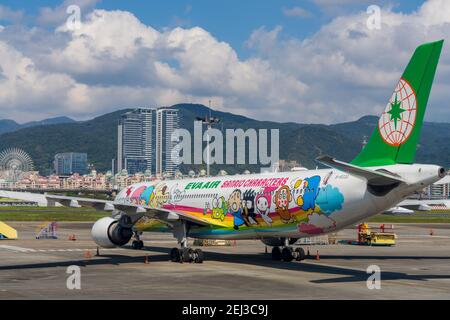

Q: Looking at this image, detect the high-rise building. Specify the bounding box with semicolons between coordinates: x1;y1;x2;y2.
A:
426;173;450;200
54;152;88;175
156;108;179;176
117;108;156;175
117;107;179;176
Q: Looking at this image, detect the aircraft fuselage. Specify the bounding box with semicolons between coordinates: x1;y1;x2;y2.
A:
114;163;442;240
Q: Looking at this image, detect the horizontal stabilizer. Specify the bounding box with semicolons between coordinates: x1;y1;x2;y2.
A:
316;155;406;186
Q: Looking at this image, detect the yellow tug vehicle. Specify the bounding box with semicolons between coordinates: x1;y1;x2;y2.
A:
357;223;396;246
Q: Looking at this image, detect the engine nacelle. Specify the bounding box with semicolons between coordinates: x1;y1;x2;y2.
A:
260;237;298;247
91;217;133;248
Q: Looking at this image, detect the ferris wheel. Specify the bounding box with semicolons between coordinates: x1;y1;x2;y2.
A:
0;148;34;183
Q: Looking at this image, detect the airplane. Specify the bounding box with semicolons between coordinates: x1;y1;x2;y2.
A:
0;40;446;263
383;206;414;215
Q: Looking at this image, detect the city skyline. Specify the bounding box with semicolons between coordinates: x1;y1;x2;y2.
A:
117;107;180;176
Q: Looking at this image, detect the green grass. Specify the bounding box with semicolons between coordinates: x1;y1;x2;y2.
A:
368;211;450;223
0;206;109;221
1;206;450;223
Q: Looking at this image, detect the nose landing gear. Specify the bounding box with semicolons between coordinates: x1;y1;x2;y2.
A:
131;231;144;250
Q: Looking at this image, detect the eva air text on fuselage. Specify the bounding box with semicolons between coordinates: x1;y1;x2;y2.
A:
184;181;221;190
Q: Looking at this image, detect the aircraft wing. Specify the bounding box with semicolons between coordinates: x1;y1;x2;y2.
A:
316;155;407;186
46;194;212;226
0;190;211;227
0;190;51;206
45;194;114;210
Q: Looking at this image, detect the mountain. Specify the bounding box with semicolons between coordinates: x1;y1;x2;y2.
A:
0;104;448;175
21;116;76;128
0;111;127;175
0;120;20;135
330;115;450;168
0;116;76;135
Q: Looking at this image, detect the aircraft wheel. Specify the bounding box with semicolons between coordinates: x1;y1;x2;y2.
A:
182;248;194;263
131;240;139;250
282;247;294;262
271;246;282;261
295;247;306;261
194;249;204;263
170;247;181;262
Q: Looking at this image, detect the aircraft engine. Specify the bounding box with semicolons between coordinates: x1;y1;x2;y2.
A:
260;237;298;247
91;217;133;248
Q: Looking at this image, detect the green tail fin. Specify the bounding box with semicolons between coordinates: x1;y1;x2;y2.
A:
351;40;444;167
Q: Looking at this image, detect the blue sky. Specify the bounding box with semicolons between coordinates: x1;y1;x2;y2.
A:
0;0;448;124
1;0;427;57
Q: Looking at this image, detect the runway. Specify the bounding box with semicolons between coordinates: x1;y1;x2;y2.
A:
1;222;450;299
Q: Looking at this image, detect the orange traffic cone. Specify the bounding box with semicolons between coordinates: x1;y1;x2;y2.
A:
68;234;76;241
84;250;92;259
315;250;320;261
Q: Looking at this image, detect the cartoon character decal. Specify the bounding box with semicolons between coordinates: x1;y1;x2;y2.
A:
148;183;168;207
273;185;293;223
140;185;155;205
298;212;336;235
203;202;210;215
242;190;258;226
301;176;321;211
211;196;227;221
292;178;306;209
168;183;185;204
295;176;342;235
130;185;146;204
316;185;344;216
125;186;133;197
255;186;276;226
227;189;245;230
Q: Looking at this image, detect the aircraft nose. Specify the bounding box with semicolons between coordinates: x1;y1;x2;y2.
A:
439;167;446;178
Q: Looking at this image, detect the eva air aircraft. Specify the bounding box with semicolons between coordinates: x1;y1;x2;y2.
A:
1;40;446;263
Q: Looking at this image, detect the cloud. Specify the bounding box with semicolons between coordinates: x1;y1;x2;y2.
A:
298;212;336;234
0;0;449;124
311;0;375;15
37;0;100;26
316;185;344;215
246;0;450;123
281;6;312;18
0;5;24;23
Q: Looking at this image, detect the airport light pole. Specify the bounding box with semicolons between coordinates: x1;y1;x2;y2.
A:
196;102;220;176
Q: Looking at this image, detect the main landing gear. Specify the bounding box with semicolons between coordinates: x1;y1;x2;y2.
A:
170;221;204;263
170;247;204;263
131;230;144;250
271;239;306;262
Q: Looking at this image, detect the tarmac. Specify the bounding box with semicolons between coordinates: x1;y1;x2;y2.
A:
1;221;450;299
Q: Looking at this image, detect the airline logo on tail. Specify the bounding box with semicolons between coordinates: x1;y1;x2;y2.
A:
378;77;417;146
